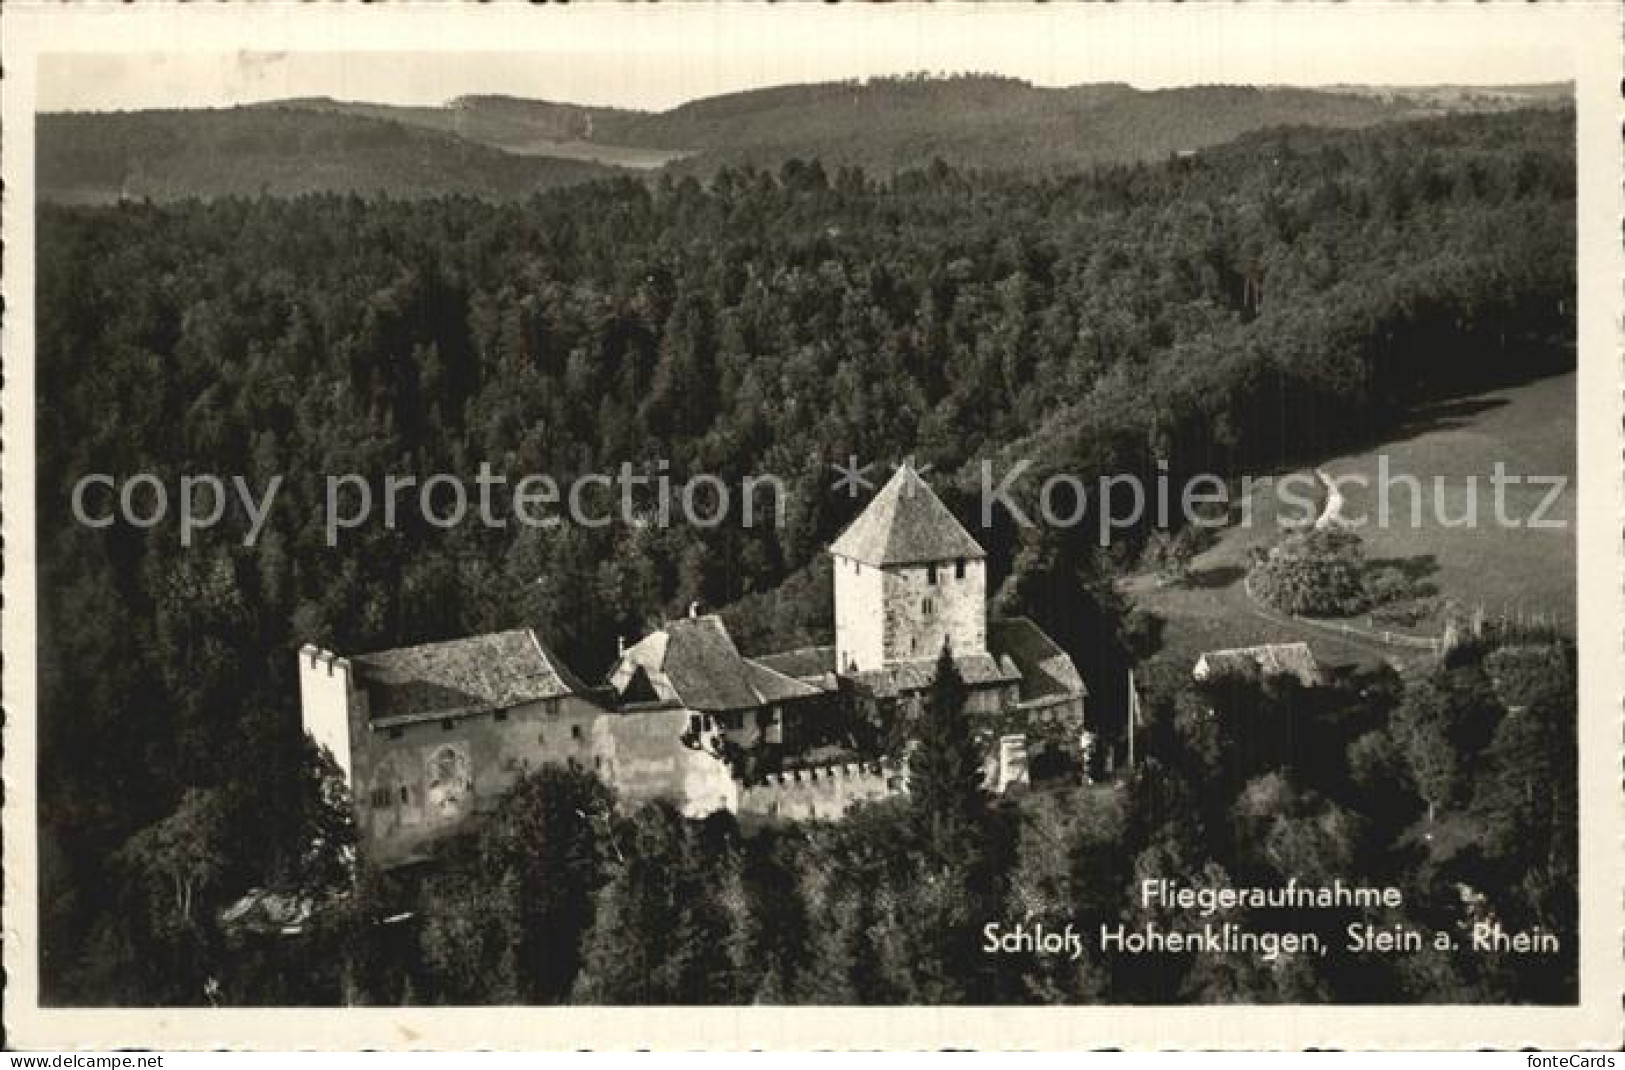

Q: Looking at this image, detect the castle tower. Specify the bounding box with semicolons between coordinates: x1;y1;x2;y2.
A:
297;644;362;782
829;463;987;673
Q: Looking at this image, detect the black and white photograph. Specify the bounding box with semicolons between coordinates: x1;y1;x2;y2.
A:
3;1;1621;1051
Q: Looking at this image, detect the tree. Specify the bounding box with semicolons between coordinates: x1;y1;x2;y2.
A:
1142;528;1196;586
572;803;740;1004
1390;667;1501;817
909;644;986;866
118;787;232;928
479;765;614;1002
417;765;612;1004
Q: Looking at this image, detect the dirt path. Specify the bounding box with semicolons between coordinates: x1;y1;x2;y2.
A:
1236;572;1432;673
1312;469;1346;530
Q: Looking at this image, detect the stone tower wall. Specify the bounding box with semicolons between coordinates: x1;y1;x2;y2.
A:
880;558;986;664
833;552;886;672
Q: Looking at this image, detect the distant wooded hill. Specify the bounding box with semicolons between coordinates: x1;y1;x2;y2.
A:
37;108;624;205
38;75;1572;204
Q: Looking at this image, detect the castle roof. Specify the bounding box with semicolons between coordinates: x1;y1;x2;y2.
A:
609;614;822;712
754;645;839;685
754;620;1088;703
851;652;1022;699
988;617;1089;701
354;628;589;726
828;463;985;567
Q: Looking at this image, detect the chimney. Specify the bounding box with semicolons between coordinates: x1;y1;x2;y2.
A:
688;600;701;619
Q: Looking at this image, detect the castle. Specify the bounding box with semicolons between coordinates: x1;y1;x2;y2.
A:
300;463;1089;867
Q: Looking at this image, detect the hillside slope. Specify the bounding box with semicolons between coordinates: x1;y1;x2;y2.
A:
37;107;628;205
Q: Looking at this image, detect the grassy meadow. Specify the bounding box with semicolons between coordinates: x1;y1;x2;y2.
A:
1129;371;1576;678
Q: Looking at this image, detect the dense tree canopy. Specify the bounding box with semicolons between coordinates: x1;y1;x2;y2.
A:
35;107;1574;1004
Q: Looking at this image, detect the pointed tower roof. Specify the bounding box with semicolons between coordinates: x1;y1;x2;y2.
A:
829;463;986;567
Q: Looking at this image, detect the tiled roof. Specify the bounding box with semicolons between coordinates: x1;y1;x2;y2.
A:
850;652;1021;699
753;645;838;682
829;463;986;567
354;629;587;725
1194;642;1324;687
988;617;1088;701
610;615;822;712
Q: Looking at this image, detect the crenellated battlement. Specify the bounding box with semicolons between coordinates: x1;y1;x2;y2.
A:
299;643;354;682
738;758;902;820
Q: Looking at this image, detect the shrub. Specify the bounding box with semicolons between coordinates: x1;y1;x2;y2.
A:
1248;529;1370;617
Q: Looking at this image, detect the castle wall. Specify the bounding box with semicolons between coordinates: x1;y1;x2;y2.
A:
880;558;986;664
600;708;740;818
834;553;886;672
348;692;608;867
967;681;1017;717
737;760;903;821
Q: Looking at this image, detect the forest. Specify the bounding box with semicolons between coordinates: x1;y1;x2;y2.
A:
35;107;1575;1004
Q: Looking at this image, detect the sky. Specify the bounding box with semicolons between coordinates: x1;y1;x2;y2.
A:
34;4;1576;114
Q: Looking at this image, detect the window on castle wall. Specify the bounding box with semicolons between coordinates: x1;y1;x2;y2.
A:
494;710;508;723
571;724;583;742
923;597;935;616
388;727;404;740
955;558;966;579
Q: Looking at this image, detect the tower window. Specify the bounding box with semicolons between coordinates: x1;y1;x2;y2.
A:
926;564;938;585
955;558;966;579
923;596;935;616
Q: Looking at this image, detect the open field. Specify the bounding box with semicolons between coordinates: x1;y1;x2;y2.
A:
1321;371;1575;629
487;138;692;169
1129;371;1576;677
